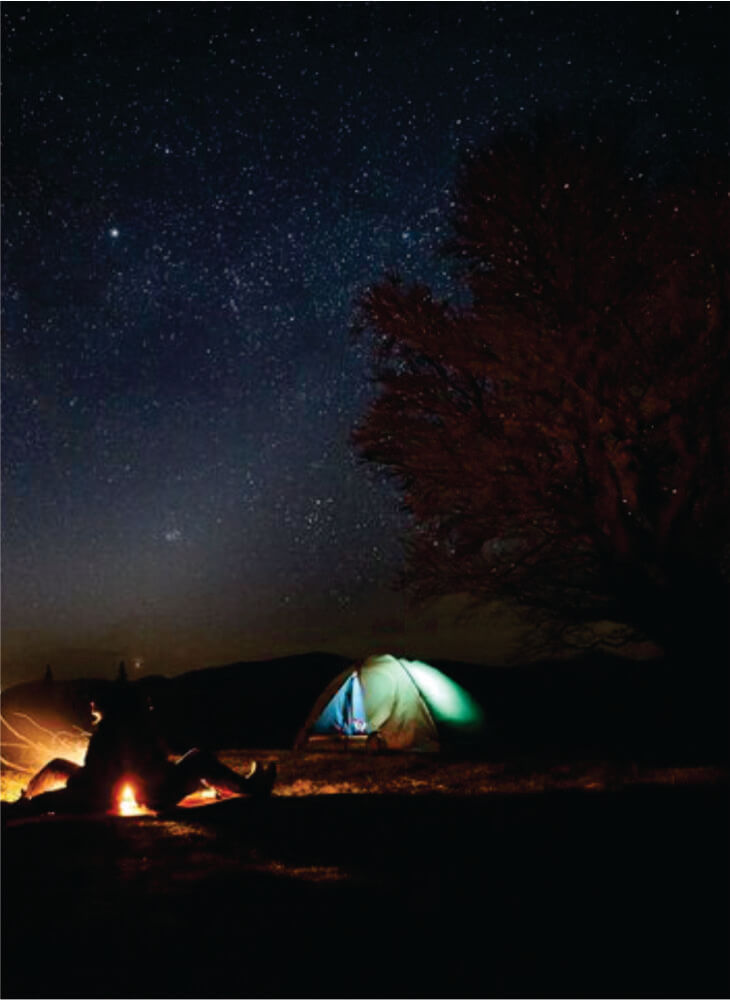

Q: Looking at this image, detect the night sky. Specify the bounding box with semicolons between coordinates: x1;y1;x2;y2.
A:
2;3;725;684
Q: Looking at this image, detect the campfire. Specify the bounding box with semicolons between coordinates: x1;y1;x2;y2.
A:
115;781;154;817
113;779;219;814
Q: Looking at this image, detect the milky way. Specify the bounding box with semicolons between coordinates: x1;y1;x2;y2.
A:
2;4;725;681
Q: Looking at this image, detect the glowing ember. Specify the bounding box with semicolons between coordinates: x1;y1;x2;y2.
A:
116;781;154;817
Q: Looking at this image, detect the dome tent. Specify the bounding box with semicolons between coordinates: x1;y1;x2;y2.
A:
295;654;484;751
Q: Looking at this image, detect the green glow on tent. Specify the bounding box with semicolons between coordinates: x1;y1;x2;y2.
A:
404;660;484;732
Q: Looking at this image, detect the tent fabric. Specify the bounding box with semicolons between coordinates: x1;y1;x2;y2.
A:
359;655;439;751
296;654;483;751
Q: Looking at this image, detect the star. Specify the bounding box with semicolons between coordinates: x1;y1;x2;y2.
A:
1;3;723;683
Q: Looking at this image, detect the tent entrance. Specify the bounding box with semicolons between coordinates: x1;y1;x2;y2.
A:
311;672;371;737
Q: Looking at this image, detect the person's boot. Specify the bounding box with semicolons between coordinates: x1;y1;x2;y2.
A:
247;761;277;798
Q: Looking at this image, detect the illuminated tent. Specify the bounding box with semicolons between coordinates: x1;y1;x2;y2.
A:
295;654;484;751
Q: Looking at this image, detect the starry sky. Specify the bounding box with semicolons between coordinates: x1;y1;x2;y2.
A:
2;3;726;683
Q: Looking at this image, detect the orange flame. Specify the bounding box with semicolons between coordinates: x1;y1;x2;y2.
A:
115;781;154;817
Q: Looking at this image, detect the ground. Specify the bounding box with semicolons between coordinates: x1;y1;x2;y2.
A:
2;752;728;999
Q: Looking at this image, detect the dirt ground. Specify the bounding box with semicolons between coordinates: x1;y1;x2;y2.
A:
2;753;728;999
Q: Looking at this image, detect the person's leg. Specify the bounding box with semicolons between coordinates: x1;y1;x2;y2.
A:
155;749;276;808
22;758;81;799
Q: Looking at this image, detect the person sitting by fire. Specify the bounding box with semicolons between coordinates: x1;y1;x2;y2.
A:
7;680;276;816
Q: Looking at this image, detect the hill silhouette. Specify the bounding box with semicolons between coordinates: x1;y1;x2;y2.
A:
2;650;726;766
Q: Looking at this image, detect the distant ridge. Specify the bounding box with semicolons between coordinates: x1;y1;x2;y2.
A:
1;652;351;757
1;650;725;764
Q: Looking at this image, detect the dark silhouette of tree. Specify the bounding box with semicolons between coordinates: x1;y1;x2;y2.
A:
354;131;729;661
117;661;128;684
43;664;54;684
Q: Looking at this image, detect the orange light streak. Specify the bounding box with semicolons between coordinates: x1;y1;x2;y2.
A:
0;711;90;785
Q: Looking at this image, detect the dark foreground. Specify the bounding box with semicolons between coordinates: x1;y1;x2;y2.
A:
3;782;728;999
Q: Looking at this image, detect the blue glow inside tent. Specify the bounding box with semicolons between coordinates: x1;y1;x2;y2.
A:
312;671;371;736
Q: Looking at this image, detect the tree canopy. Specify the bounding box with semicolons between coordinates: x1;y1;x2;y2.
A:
354;131;729;659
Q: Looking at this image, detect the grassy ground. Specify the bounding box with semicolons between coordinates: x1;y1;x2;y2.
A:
2;749;725;803
2;752;728;998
